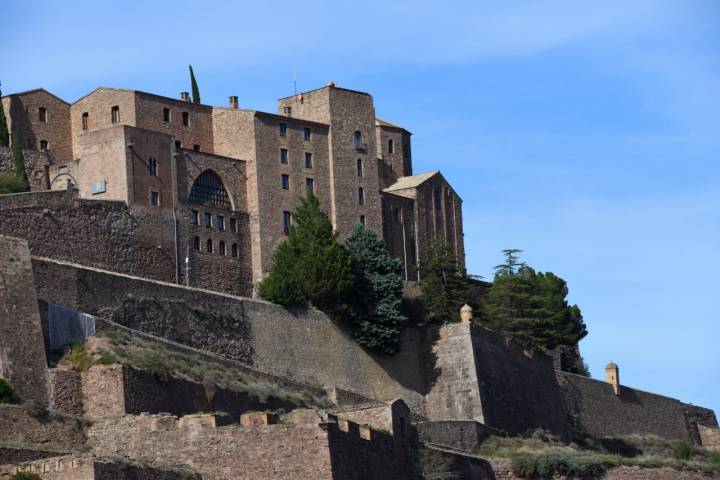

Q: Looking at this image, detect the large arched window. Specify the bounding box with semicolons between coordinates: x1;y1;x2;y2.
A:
189;170;232;209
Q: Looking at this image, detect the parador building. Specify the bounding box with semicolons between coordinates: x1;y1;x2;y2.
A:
1;82;464;295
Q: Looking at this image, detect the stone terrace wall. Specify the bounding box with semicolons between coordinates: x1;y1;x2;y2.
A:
0;405;85;447
47;369;83;417
558;371;719;442
470;326;570;438
0;236;49;403
489;459;720;480
31;257;428;413
0;448;63;466
0;454;199;480
416;420;494;452
81;364;305;422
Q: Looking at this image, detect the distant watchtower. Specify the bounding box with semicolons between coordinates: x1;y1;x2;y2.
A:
605;362;620;395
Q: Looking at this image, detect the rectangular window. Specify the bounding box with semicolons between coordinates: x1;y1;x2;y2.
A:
279;122;287;137
111;106;120;123
305;177;314;193
39;140;48;151
191;210;199;225
148;157;157;176
280;148;288;164
163;108;171;122
81;112;89;130
281;174;290;190
150;191;160;206
217;215;225;231
304;152;312;168
204;212;212;227
182;111;189;126
283;211;292;234
38;107;47;122
193;144;200;152
283;106;292;116
303;127;311;141
230;218;237;233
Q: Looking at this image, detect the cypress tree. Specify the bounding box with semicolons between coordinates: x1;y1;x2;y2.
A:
346;224;406;353
189;65;201;104
11;132;29;191
258;192;355;315
0;85;9;147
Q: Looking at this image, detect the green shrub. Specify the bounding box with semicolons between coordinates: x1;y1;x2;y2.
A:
0;378;16;404
70;342;94;372
10;472;43;480
0;173;29;194
511;451;608;479
709;451;720;465
23;400;48;419
673;440;692;460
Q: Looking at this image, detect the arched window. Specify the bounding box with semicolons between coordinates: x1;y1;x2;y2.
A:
219;241;226;256
353;131;363;149
388;139;394;154
193;236;200;251
231;243;238;258
356;159;363;177
358;187;365;206
189;170;232;209
206;238;213;253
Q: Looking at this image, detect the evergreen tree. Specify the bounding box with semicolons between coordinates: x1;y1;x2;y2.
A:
481;250;588;351
189;65;201;104
0;84;9;147
418;238;477;323
11;133;29;191
346;224;406;353
258;192;355;315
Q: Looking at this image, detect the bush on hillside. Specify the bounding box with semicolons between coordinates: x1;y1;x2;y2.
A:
0;173;28;194
10;473;42;480
0;378;16;403
673;440;692;460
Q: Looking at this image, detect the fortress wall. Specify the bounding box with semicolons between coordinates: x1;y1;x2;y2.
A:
470;326;570;438
0;404;85;447
47;369;83;417
81;364;306;422
0;236;49;403
31;257;429;413
557;371;718;442
0;190;253;296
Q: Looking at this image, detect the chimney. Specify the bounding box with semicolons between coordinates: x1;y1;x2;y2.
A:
327;80;336;88
605;362;620;395
228;96;238;109
180;92;190;102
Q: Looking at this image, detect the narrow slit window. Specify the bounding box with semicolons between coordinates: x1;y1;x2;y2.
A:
356;158;363;177
283;211;292;234
279;122;287;137
303;127;311;141
191;210;199;225
281;174;290;190
163;108;171;122
305;178;314;193
148;157;157;176
82;112;89;130
388;139;394;154
359;215;365;225
358;187;365;206
193;236;200;250
204;212;212;227
304;152;312;168
231;243;238;257
353;131;362;149
38;107;47;122
150;191;160;206
206;238;213;253
217;215;225;231
182;111;189;126
219;241;226;256
230;218;237;233
111;106;120;123
280;148;288;164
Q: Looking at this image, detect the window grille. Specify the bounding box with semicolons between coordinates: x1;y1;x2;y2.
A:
189;170;232;209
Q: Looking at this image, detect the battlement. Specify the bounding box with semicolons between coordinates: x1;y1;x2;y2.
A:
0;454;91;479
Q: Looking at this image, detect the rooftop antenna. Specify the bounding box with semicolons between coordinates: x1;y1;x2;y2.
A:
293;66;297;96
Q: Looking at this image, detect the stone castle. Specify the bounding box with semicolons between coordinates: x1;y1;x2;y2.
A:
1;83;464;294
0;82;719;479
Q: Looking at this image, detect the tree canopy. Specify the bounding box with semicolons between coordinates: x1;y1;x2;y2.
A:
481;249;588;351
418;238;478;323
258;192;355;315
346;224;406;353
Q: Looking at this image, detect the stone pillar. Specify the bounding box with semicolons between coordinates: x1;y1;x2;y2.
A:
0;236;49;403
460;304;473;323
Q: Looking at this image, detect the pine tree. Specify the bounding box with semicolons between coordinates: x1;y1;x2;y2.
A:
11;132;29;191
346;224;406;353
189;65;201;104
418;238;477;323
0;84;9;147
481;250;588;351
258;192;355;315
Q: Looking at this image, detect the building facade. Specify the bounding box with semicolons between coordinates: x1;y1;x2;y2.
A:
1;82;465;293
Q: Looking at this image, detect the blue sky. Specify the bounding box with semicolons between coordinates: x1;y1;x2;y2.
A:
4;1;719;413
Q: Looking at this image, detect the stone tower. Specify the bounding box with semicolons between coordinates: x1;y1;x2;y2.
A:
605;361;620;395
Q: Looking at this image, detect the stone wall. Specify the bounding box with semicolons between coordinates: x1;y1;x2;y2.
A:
81;364;307;422
47;369;83;417
0;190;252;296
0;405;85;447
0;448;62;466
699;425;720;451
416;420;494;452
88;411;412;480
0;236;49;403
558;371;719;442
488;459;720;480
0;454;199;480
31;257;428;413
